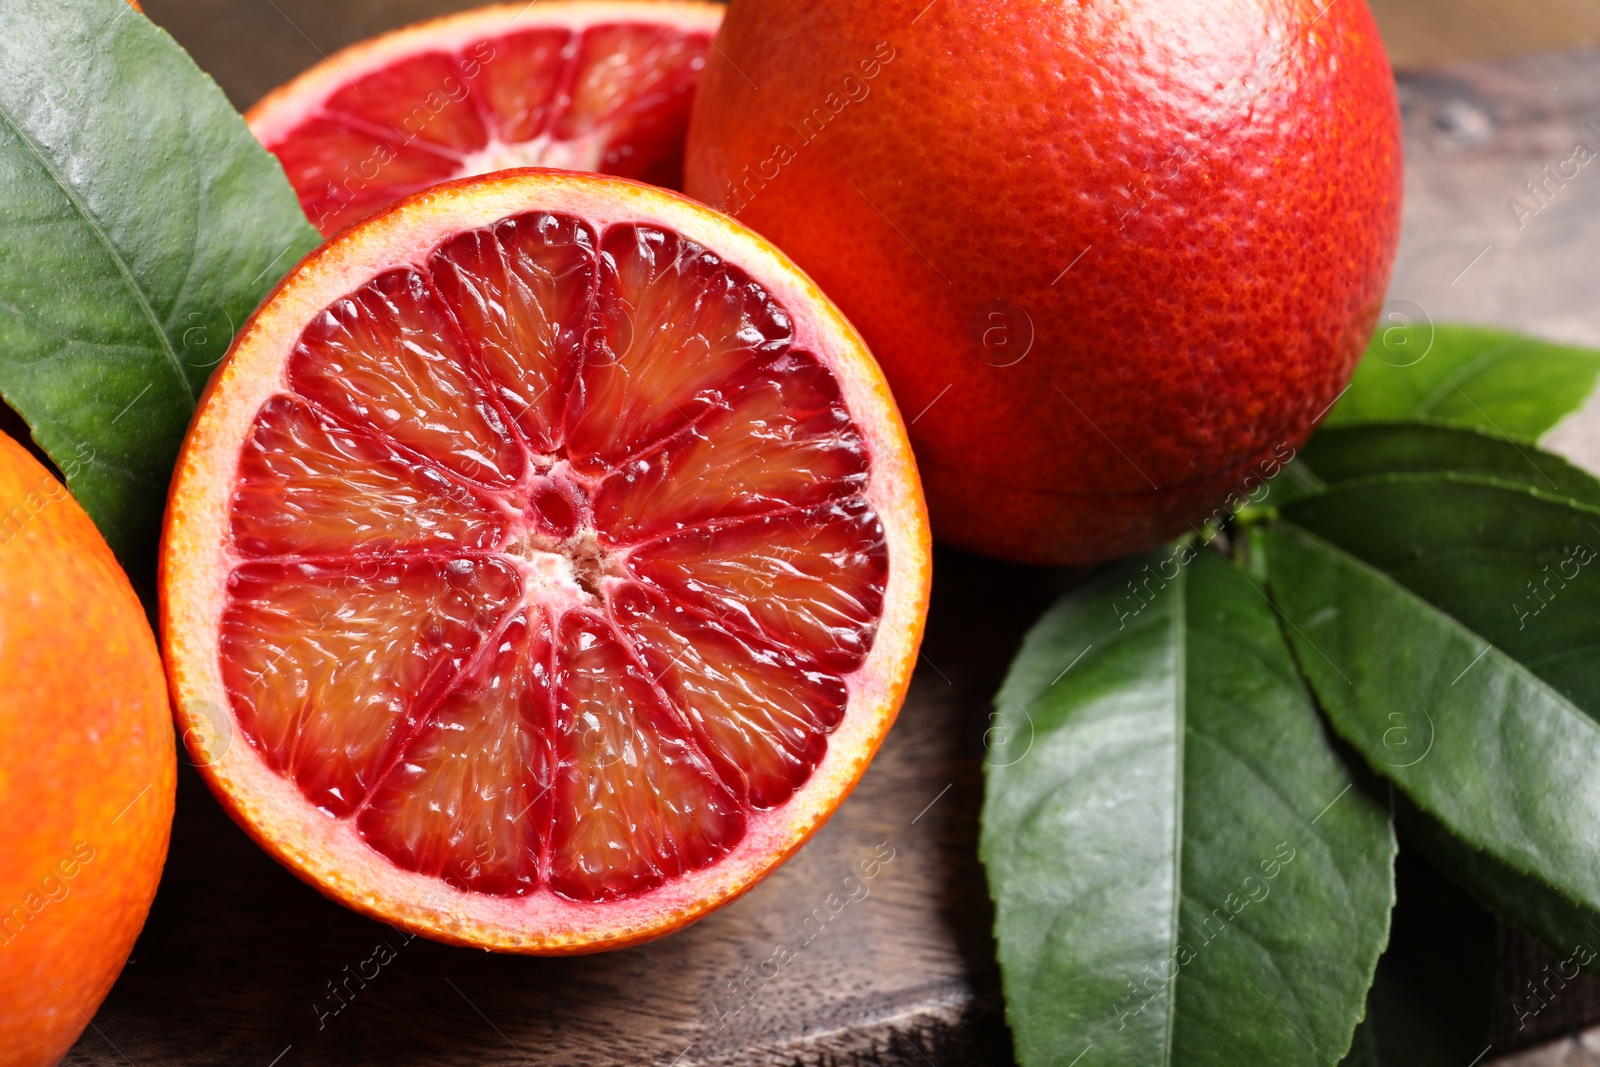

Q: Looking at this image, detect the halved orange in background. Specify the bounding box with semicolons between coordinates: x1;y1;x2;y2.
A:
249;0;722;236
160;170;930;953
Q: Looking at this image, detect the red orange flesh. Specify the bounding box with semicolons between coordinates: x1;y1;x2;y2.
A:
249;1;722;236
161;170;930;952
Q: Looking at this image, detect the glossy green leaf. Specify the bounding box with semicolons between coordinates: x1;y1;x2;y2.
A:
0;0;319;570
981;549;1394;1067
1396;796;1600;983
1325;324;1600;442
1267;474;1600;942
1298;422;1600;509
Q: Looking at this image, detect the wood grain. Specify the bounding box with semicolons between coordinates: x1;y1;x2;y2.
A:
1369;0;1600;70
59;5;1600;1064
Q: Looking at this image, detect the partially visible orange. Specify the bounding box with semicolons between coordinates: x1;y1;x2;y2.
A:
161;169;930;952
0;432;174;1067
684;0;1402;565
249;0;723;236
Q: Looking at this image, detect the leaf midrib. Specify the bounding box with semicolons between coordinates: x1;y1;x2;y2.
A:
1411;337;1524;421
1276;517;1600;741
1162;566;1187;1063
0;91;193;402
1318;467;1600;517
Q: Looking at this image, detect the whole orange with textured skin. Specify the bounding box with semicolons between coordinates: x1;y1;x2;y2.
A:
0;432;174;1067
684;0;1402;564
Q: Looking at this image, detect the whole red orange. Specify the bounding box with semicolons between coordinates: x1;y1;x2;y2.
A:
0;431;174;1067
684;0;1402;564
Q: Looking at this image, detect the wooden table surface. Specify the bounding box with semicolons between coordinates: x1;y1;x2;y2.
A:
62;3;1600;1064
1369;0;1600;69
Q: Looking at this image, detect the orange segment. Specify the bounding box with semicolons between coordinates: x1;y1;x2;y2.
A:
220;558;519;817
248;2;723;235
553;22;710;182
231;396;508;557
358;612;552;896
268;117;463;233
476;28;570;144
429;211;596;453
629;502;889;673
592;351;871;543
613;584;847;810
162;171;929;953
564;223;792;473
288;267;523;487
319;50;490;157
549;610;744;902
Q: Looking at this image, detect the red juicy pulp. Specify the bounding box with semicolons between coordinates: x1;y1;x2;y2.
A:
265;22;713;236
220;213;889;903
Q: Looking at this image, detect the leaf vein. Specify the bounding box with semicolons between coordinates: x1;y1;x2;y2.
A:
0;91;194;401
1412;338;1522;419
1162;567;1187;1064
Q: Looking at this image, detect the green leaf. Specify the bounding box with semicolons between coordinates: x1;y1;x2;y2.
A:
981;548;1395;1067
1266;474;1600;941
1297;422;1600;509
0;0;319;571
1325;324;1600;442
1396;796;1600;983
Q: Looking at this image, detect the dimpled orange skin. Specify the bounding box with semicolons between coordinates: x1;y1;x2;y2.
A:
0;433;175;1067
684;0;1402;564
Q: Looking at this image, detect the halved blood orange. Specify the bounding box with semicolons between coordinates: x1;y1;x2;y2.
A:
160;170;929;952
248;0;721;236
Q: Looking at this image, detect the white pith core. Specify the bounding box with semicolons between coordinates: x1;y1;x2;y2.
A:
493;460;621;616
505;539;599;615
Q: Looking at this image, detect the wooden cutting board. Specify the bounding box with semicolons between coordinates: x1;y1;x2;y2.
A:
64;5;1600;1063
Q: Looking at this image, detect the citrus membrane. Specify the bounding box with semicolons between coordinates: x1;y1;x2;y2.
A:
249;1;721;235
162;171;929;951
